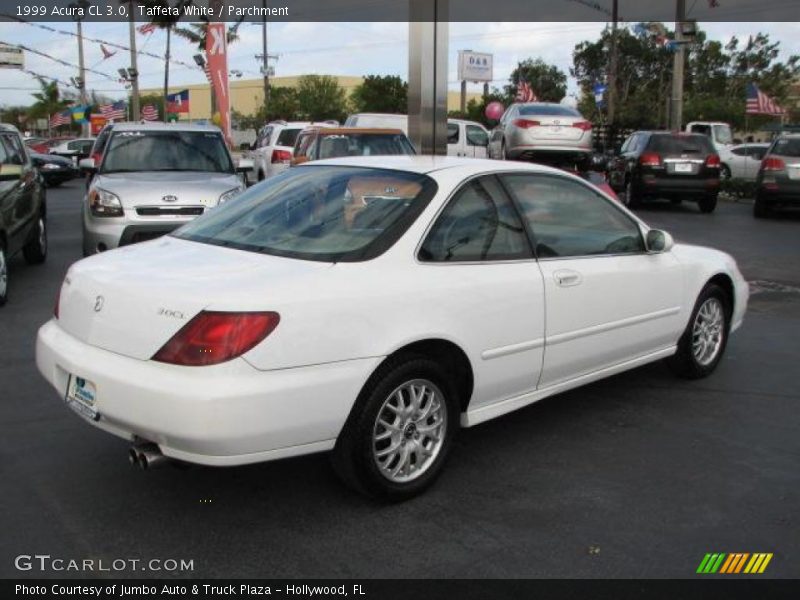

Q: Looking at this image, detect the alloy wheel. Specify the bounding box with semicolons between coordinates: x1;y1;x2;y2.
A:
372;379;447;483
692;297;725;366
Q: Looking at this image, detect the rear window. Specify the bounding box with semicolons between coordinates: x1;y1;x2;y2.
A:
276;128;301;148
316;133;415;159
771;137;800;158
647;134;714;155
173;166;437;262
518;104;581;117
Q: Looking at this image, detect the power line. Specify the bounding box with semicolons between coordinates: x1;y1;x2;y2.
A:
0;40;121;83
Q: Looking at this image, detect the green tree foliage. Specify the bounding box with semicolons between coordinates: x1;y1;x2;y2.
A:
295;75;348;122
28;79;70;120
351;75;408;114
259;87;301;123
448;90;508;127
173;19;243;51
572;25;800;131
505;59;568;103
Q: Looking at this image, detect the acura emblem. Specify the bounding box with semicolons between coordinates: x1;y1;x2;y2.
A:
94;295;104;312
162;194;178;203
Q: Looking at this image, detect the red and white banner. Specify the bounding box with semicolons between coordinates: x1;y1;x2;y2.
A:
206;17;231;145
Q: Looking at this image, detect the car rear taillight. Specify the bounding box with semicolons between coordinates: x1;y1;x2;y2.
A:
705;154;721;168
272;149;292;163
761;157;786;171
512;119;541;129
639;152;662;167
572;121;593;131
90;152;102;165
152;311;280;366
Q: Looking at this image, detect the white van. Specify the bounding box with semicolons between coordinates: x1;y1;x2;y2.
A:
345;113;489;158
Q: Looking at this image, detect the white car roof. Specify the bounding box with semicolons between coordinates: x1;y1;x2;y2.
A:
298;155;567;175
111;122;222;133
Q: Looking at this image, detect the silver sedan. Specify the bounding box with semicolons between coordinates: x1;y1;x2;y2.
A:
489;102;593;164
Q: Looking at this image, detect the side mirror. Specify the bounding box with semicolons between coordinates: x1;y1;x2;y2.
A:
78;158;96;173
645;229;674;253
236;158;253;173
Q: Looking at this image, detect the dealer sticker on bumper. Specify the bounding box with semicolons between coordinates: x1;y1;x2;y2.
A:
65;375;99;421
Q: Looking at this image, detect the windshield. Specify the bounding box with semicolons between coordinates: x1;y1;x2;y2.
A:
771;137;800;157
173;166;437;262
519;104;580;117
276;128;302;148
101;130;233;174
316;133;415;159
713;124;733;145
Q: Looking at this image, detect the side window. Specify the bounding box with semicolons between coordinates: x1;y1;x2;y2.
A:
502;174;645;258
466;125;488;147
0;134;25;165
619;135;633;153
750;147;767;160
731;147;747;156
447;123;459;144
419;176;531;262
294;132;314;158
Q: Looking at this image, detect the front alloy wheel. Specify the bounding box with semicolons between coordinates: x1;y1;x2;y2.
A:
667;283;730;379
23;216;47;264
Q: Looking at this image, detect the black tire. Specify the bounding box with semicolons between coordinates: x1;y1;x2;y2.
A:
720;165;731;180
0;242;8;307
501;139;509;161
753;193;771;218
22;215;47;265
332;354;459;501
670;198;683;205
257;170;265;182
624;177;641;208
698;194;717;214
666;283;731;379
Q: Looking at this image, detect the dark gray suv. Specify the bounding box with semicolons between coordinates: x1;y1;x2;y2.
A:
0;124;48;306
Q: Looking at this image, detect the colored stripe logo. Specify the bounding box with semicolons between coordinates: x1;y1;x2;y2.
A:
697;553;773;574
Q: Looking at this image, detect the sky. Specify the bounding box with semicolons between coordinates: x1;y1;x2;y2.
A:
0;20;799;109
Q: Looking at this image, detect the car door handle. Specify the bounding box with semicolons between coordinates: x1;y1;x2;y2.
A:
553;269;582;287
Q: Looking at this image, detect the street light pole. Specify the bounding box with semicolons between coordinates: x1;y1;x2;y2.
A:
669;0;686;131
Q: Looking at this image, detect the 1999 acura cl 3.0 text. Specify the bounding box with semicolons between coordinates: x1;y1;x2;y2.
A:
37;157;748;500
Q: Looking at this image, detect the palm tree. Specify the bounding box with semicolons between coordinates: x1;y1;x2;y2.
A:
29;79;71;124
139;0;193;121
173;18;243;51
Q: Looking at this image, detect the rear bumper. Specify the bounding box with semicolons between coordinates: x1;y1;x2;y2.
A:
638;176;720;198
758;182;800;204
36;319;381;466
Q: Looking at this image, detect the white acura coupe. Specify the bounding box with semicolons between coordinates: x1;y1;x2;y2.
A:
37;156;748;500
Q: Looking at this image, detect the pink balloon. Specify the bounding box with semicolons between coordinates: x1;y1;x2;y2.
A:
485;101;505;121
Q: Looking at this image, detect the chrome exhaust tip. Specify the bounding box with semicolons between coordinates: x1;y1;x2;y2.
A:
129;443;167;470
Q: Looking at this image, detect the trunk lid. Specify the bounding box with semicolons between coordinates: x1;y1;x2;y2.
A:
58;237;331;360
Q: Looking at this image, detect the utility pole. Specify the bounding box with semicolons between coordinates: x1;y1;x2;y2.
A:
76;16;89;137
607;0;619;140
126;2;140;121
261;0;270;115
163;26;171;122
669;0;686;131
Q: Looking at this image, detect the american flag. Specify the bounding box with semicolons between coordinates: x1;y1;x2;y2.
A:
137;23;156;35
746;83;785;115
141;104;159;121
50;110;71;127
99;100;127;121
516;80;538;103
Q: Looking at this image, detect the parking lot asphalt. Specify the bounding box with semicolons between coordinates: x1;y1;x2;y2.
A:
1;183;798;579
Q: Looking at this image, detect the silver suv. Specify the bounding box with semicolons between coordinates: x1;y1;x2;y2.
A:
80;123;250;256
